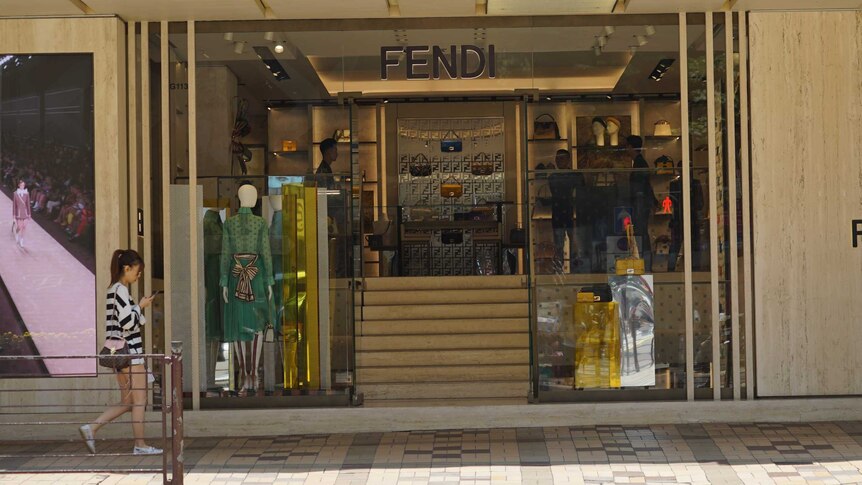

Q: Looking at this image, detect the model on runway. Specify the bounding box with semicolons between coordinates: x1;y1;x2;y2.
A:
12;180;31;248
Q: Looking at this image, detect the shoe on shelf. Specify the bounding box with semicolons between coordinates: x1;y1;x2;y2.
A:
133;445;163;455
79;425;96;454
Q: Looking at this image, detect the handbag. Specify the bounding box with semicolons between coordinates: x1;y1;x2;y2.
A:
441;177;463;198
531;183;553;221
366;220;395;251
533;114;561;140
471;153;494;176
281;140;297;152
440;130;463;153
441;229;463;245
409;153;433;177
99;337;131;370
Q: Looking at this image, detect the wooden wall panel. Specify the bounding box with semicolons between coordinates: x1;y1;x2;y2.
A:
750;11;862;396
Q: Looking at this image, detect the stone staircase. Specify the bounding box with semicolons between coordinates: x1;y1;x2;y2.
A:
356;275;531;406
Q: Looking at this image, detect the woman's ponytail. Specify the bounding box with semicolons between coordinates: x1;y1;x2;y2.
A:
110;249;143;285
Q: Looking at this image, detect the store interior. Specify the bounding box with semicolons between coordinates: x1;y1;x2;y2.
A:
143;15;743;402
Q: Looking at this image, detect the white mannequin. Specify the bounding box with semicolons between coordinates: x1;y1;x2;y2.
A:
223;185;272;302
606;117;621;147
223;184;271;394
591;117;606;147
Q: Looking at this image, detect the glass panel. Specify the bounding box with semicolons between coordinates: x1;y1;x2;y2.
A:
527;17;685;397
190;26;354;401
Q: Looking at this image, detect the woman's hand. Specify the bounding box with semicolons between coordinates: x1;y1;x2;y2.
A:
138;295;154;309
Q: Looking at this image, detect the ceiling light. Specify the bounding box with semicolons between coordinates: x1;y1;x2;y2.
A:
274;44;284;54
603;26;615;36
648;58;676;82
596;35;607;47
264;31;274;41
635;35;648;47
593;45;602;56
267;106;271;111
645;25;656;36
629;46;639;54
223;32;234;41
233;41;246;54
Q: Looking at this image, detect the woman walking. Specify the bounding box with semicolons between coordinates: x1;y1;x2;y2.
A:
12;180;31;248
79;249;161;455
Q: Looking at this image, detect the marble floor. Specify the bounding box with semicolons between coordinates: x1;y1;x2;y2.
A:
2;422;862;484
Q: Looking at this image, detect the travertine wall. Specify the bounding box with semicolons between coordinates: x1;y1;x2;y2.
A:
0;17;127;411
749;11;862;396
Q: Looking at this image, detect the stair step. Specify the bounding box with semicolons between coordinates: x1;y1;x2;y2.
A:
362;288;528;306
357;349;529;367
362;275;526;292
356;333;528;352
360;382;529;401
363;303;529;321
359;318;528;336
357;365;528;384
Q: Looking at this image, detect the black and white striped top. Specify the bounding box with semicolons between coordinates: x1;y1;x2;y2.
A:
105;282;146;355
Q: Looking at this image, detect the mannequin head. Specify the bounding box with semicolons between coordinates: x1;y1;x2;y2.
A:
605;117;621;146
237;184;258;208
269;194;283;211
591;117;606;146
554;149;572;170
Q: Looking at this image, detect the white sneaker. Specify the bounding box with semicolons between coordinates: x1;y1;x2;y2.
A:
79;425;96;454
133;445;163;455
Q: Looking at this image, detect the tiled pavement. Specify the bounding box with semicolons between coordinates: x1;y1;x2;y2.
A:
3;422;862;484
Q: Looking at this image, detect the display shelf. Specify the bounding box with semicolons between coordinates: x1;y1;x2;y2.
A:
313;141;378;145
271;150;310;156
645;135;681;140
528;138;569;143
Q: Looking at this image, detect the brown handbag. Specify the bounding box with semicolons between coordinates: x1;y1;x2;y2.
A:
441;176;463;198
471;153;494;176
531;183;553;221
409;153;433;177
533;114;561;140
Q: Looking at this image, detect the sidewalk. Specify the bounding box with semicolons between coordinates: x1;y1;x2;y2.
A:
2;422;862;484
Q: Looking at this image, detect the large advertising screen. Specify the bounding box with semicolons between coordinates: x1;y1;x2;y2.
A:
0;54;95;376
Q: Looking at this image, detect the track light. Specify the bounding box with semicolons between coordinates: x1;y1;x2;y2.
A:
603;25;615;36
635;35;648;47
593;45;602;57
645;25;656;36
223;32;234;41
233;41;246;54
274;44;284;54
648;58;676;82
596;35;608;47
264;31;274;41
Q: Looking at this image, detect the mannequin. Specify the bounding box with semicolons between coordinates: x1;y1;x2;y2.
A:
202;207;224;390
605;117;621;147
591;117;606;147
220;185;273;395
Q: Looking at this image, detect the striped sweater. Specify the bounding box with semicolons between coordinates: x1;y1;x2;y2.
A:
105;282;146;355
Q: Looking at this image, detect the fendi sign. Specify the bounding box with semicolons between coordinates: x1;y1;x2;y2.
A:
380;45;496;80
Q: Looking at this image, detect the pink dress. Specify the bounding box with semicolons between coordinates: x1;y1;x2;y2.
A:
12;189;31;221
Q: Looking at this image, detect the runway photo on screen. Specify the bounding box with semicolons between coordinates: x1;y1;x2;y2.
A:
0;54;96;376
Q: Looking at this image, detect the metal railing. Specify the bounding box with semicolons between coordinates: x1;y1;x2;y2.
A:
0;342;184;484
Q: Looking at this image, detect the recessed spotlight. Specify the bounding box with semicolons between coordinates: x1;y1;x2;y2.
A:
233;41;246;54
223;32;234;41
645;25;656;36
267;106;272;111
274;44;284;54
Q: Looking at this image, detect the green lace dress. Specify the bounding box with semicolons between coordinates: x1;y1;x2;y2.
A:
220;207;274;342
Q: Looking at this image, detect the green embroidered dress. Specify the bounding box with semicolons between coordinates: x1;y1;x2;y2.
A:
220;207;274;342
